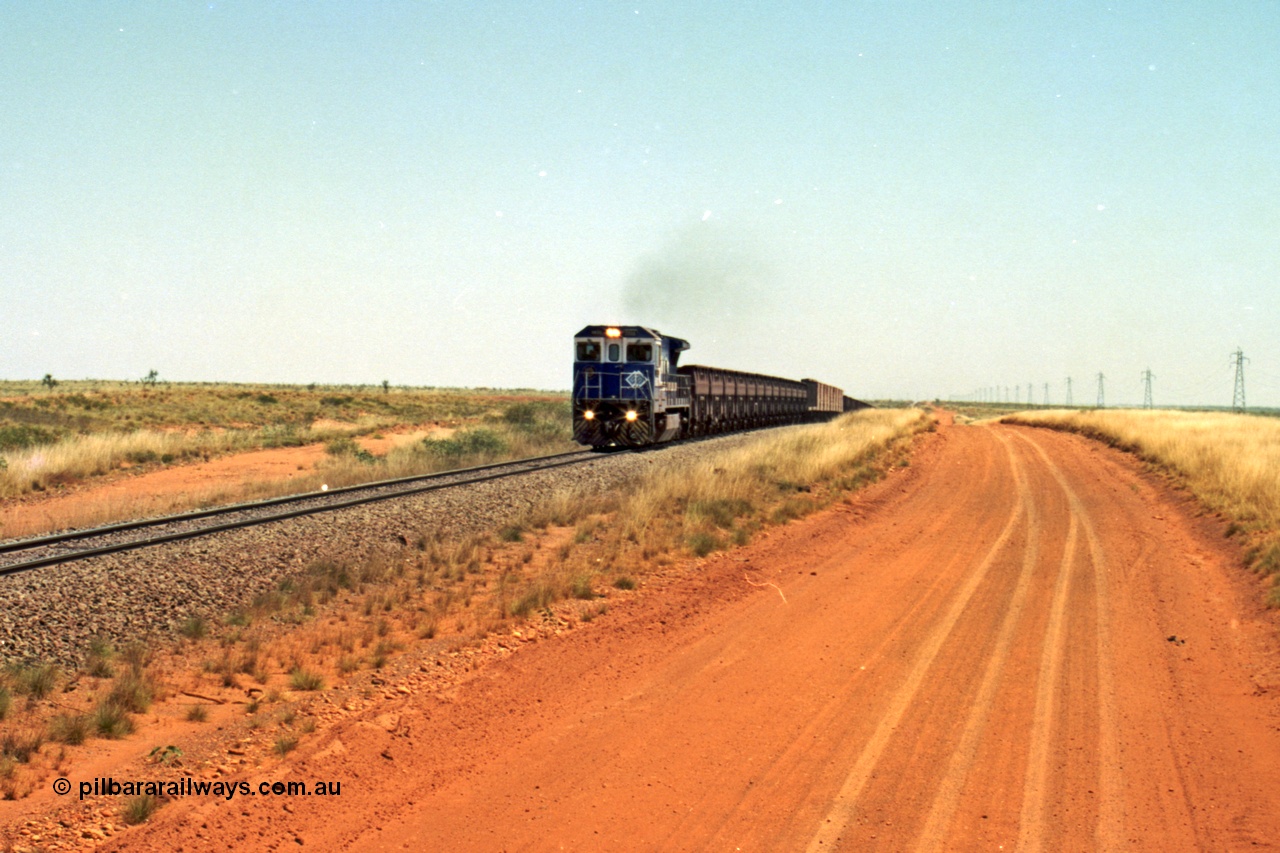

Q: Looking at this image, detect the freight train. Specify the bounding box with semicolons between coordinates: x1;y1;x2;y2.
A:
572;324;870;448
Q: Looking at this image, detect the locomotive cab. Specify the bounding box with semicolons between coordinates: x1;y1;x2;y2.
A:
573;325;690;447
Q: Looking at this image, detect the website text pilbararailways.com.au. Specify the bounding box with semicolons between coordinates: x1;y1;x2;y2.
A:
52;776;342;801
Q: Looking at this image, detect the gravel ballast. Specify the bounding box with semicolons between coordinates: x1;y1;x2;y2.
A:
0;433;768;665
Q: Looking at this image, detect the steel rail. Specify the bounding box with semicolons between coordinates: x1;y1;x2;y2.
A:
0;449;593;556
0;450;601;576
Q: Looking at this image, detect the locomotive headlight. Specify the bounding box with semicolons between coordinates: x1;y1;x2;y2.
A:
625;410;638;421
605;327;622;338
582;410;595;420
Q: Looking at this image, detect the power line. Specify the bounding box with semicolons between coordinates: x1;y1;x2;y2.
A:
1231;348;1248;412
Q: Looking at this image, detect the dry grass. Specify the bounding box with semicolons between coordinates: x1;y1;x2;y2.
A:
0;393;575;538
0;410;929;802
0;644;167;799
484;408;931;613
0;384;570;499
1003;409;1280;602
164;409;929;703
622;409;928;553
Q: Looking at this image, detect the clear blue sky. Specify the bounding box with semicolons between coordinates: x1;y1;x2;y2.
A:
4;2;1277;406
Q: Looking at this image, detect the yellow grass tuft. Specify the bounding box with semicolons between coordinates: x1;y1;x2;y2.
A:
621;408;929;555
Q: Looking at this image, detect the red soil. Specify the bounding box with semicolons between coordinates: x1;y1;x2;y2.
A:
1;427;453;539
14;417;1280;850
1;445;329;539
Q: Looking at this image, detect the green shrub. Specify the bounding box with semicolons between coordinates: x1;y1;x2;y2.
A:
0;424;57;451
571;576;596;600
49;714;91;745
496;401;571;440
149;745;183;766
510;583;557;618
288;669;323;691
325;437;359;456
325;436;376;463
93;702;134;739
460;428;507;455
688;498;753;529
420;428;508;460
687;531;722;557
11;663;58;699
106;671;153;714
178;615;207;639
123;794;159;824
84;637;116;677
1254;542;1280;577
0;726;44;762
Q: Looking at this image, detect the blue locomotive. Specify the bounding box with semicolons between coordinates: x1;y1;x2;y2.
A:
572;325;868;448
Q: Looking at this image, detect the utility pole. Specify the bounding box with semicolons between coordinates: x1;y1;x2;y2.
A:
1141;368;1155;409
1231;348;1248;413
1096;372;1106;408
1065;377;1073;407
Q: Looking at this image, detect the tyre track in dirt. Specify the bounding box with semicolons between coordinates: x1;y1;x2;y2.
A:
108;417;1280;851
805;429;1033;852
1012;430;1126;852
913;431;1041;852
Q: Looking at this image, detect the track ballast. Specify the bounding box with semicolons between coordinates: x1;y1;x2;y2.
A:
0;450;600;576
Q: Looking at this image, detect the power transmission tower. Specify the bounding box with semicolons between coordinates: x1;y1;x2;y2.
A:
1231;348;1248;412
1065;377;1073;407
1141;368;1155;409
1043;382;1049;406
1096;372;1105;408
1027;383;1033;405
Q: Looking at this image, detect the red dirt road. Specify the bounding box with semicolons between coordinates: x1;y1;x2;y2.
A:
117;420;1280;851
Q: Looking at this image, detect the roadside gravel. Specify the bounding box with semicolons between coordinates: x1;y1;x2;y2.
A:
0;432;766;665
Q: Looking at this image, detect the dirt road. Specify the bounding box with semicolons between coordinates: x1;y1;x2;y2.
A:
119;419;1280;851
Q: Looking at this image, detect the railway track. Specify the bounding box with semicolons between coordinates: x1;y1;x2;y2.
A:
0;449;604;576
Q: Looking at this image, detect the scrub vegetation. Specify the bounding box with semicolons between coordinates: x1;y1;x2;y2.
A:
192;408;930;688
0;408;928;802
316;400;574;487
0;382;573;533
1003;408;1280;604
0;644;159;799
615;408;930;562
